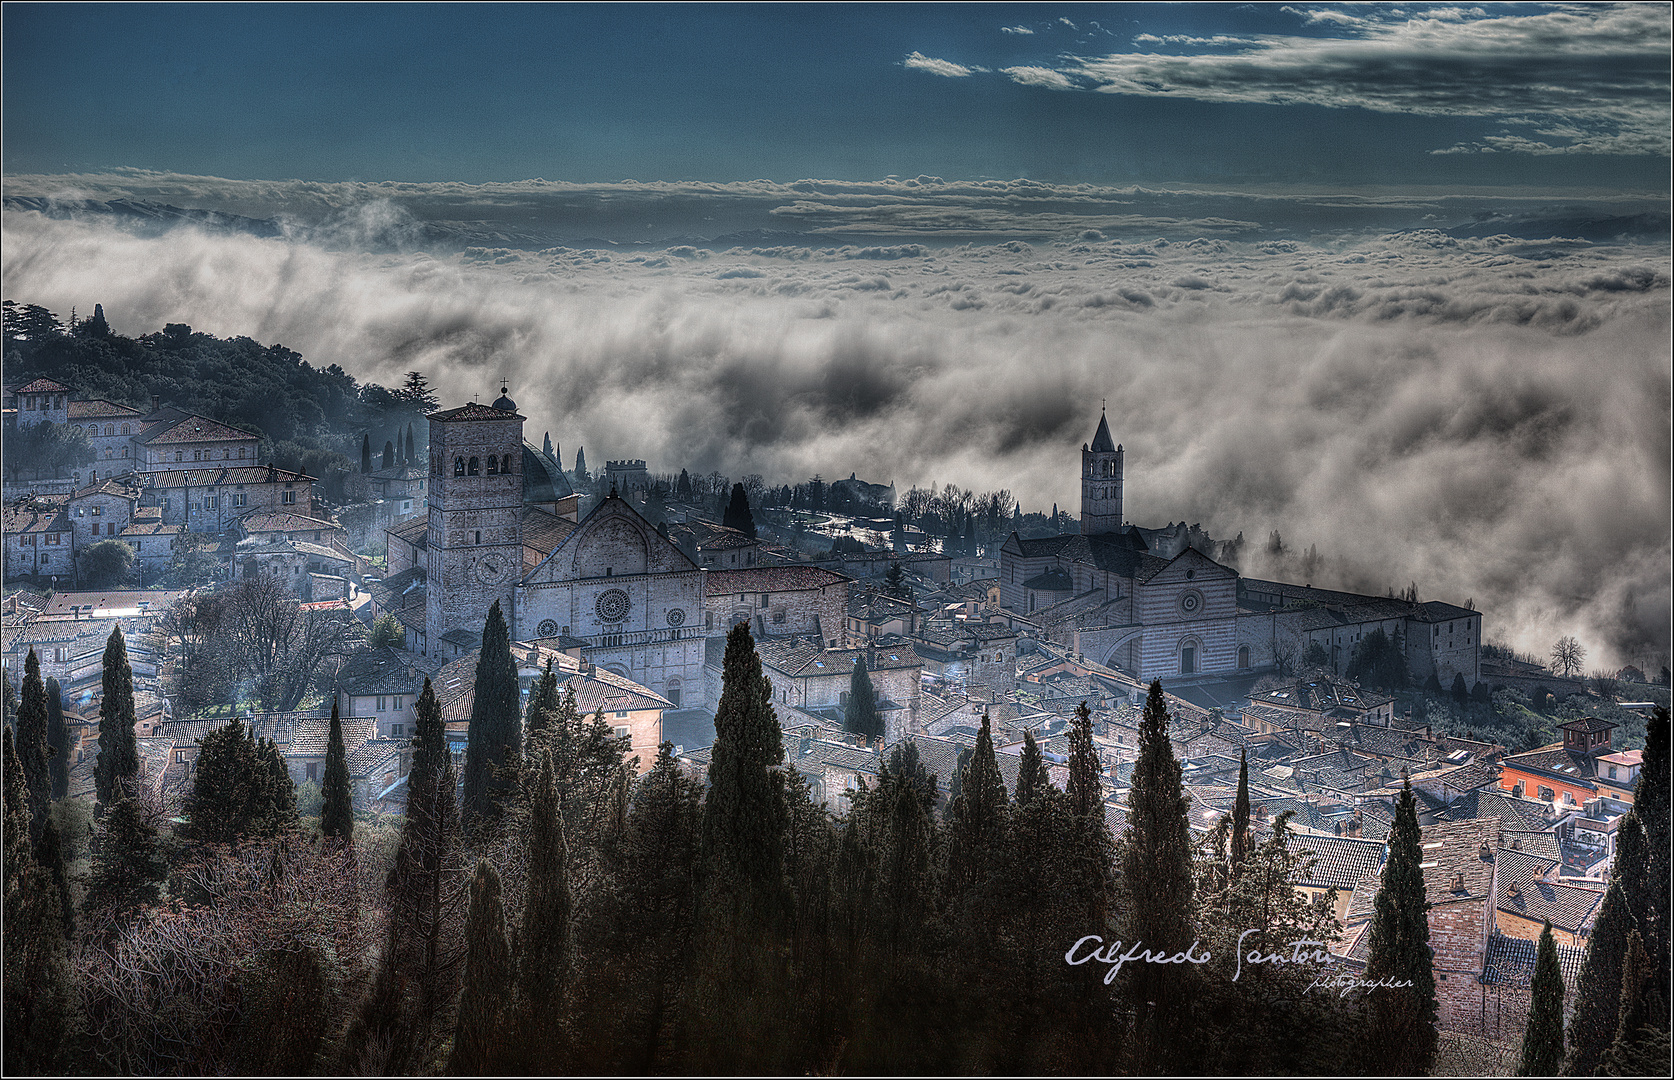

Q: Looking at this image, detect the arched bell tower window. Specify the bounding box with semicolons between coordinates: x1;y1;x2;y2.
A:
468;456;480;475
502;454;514;473
486;456;499;475
454;457;465;476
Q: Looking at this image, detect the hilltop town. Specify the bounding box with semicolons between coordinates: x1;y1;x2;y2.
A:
4;303;1670;1072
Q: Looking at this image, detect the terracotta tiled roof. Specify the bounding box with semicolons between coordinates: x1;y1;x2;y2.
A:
1483;931;1588;989
287;713;377;757
137;414;258;445
13;378;72;395
143;465;311;488
239;511;340;534
66;399;143;420
429;401;522;422
563;667;672;714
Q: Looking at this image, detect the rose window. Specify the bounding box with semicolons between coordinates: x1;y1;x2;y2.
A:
596;589;630;623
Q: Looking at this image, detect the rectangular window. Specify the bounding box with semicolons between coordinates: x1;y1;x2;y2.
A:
175;750;187;763
281;491;297;505
614;725;631;739
232;493;247;507
307;762;318;781
761;593;769;608
377;696;387;711
205;497;218;510
392;724;404;737
393;696;403;710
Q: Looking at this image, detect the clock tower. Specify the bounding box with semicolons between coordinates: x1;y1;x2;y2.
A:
425;388;526;655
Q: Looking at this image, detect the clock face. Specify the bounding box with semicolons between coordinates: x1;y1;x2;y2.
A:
474;554;507;585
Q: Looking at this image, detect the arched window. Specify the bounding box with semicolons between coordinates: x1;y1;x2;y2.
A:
238;448;246;459
121;424;130;435
105;424;115;436
486;456;499;475
454;457;466;476
468;457;479;475
122;448;130;457
1238;645;1251;670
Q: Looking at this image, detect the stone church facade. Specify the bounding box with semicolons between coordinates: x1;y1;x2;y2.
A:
999;410;1242;685
405;387;703;708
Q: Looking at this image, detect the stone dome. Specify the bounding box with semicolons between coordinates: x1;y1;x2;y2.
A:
491;384;518;412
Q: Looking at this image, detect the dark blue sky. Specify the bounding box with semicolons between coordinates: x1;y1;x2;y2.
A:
4;3;1667;189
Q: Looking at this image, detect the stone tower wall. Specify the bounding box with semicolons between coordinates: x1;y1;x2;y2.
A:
426;411;524;651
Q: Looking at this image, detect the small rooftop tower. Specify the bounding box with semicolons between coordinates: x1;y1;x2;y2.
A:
1080;407;1123;535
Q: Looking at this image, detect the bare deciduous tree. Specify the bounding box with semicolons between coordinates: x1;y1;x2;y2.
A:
1551;635;1586;678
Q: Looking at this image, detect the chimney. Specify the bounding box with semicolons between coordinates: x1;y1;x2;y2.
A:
150;394;160;414
1449;872;1466;893
1506;881;1521;899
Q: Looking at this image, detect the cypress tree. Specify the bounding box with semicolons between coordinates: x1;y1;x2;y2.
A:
95;624;139;808
404;422;415;464
1067;700;1099;818
35;813;74;937
44;676;67;801
2;670;15;728
1596;929;1664;1076
524;659;561;741
722;482;756;538
450;859;513;1076
1518;921;1564;1076
360;433;371;473
1120;680;1197;1067
1232;747;1253;876
463;601;521;829
1017;728;1045;807
515;750;571;1070
688;621;791;1072
1635;706;1669;982
320;699;354;842
383;440;395;468
348;677;460;1073
15;649;50;843
947;710;1008;896
1362;776;1437;1075
3;730;74;1076
844;657;882;744
699;621;787;890
1567;876;1633;1075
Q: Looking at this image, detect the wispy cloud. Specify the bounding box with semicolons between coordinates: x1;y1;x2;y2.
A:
1001;25;1033;35
902;51;984;78
1055;5;1671;155
1000;66;1078;91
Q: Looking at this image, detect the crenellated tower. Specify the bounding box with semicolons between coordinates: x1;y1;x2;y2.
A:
1080;409;1123;535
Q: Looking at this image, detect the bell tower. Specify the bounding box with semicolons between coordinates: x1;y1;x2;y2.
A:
1080;407;1123;535
424;387;525;654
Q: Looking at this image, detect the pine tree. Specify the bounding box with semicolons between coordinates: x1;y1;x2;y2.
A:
1232;748;1252;875
44;676;68;801
677;468;692;501
1362;776;1437;1075
320;699;354;842
514;750;571;1071
15;649;50;843
449;859;513;1075
723;482;757;538
1518;921;1564;1076
360;433;371;473
95;624;139;808
1017;728;1045;807
844;657;882;744
179;718;298;847
1120;681;1197;1067
884;560;912;602
463;601;521;829
1567;876;1633;1076
84;792;167;930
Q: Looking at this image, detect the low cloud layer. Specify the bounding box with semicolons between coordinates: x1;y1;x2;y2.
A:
3;200;1668;670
